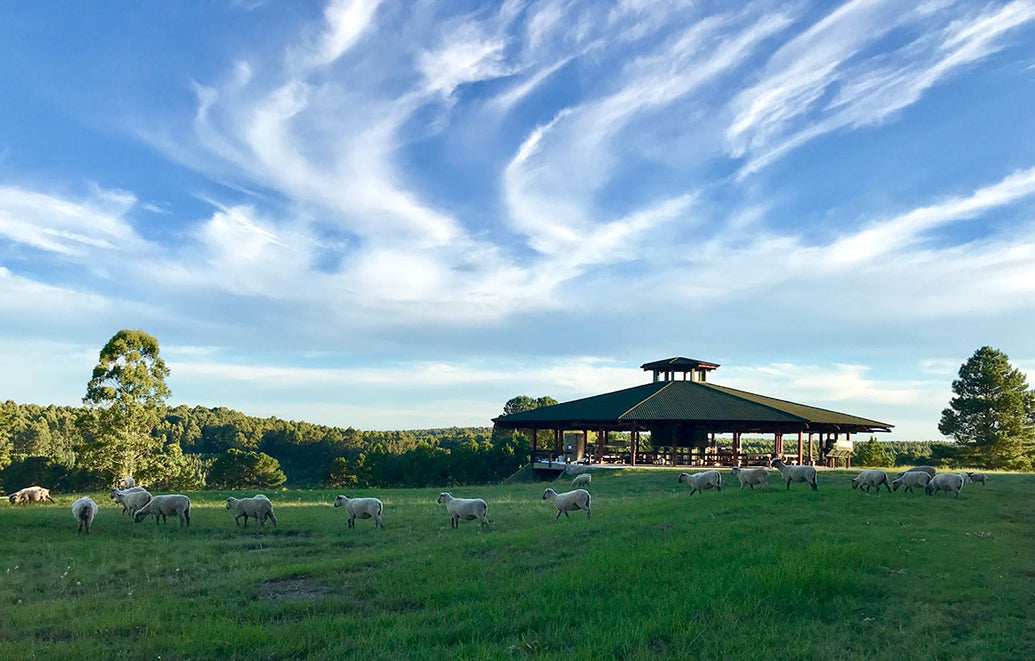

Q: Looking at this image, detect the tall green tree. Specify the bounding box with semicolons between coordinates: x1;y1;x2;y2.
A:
207;449;286;490
938;346;1035;470
79;329;171;481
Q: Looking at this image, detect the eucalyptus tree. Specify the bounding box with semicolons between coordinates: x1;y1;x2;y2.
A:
79;329;171;481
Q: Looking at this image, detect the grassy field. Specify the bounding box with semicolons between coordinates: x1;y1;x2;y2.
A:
1;469;1033;661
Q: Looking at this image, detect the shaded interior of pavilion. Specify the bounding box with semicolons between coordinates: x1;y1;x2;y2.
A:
492;357;893;470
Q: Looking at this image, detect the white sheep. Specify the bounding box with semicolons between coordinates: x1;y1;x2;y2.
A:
730;466;769;490
771;458;818;491
116;477;136;489
437;492;490;529
333;495;384;529
109;486;149;514
925;473;966;498
677;471;722;495
112;488;152;516
225;495;278;528
133;494;191;526
71;496;98;534
851;469;891;493
891;470;931;493
8;486;54;504
570;473;592;488
896;466;936;479
542;488;591;520
965;471;987;486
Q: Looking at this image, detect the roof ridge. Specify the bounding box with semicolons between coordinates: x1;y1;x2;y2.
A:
617;381;672;420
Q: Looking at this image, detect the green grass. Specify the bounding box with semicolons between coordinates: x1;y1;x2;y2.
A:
2;471;1033;661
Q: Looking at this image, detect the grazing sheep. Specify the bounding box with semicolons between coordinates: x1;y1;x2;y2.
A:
225;495;278;528
892;470;931;493
8;486;54;504
965;471;987;486
542;488;591;520
133;494;191;526
677;471;722;495
116;477;136;489
112;488;152;516
730;466;769;490
896;466;936;479
71;497;98;534
925;473;966;498
437;492;491;529
851;469;891;493
571;473;592;488
333;495;384;529
771;458;818;491
109;486;149;514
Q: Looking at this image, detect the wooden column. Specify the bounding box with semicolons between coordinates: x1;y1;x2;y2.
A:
807;433;814;466
733;432;742;466
774;432;784;457
597;429;606;463
625;426;633;467
797;431;804;465
845;433;851;469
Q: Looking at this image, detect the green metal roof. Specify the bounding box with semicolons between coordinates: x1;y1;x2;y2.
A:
493;380;892;432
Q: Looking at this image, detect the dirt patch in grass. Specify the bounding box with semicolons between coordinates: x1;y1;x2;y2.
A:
259;576;329;601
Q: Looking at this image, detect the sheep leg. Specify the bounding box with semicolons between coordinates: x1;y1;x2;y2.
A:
374;513;384;529
266;511;277;527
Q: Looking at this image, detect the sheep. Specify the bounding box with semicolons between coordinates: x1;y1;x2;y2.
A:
111;488;152;516
333;495;384;529
771;458;818;491
225;495;278;528
965;471;987;486
892;470;931;493
677;471;722;495
133;494;191;526
7;486;54;504
571;473;592;488
851;469;891;493
437;492;491;529
542;488;591;520
730;466;769;490
896;466;936;479
925;473;966;498
71;496;98;534
116;477;136;489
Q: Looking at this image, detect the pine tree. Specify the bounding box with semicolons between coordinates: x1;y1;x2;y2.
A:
938;346;1035;470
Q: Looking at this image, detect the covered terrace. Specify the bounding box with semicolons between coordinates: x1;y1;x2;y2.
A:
492;357;893;470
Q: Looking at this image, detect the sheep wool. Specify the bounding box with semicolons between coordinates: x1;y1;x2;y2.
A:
892;471;931;493
333;495;384;529
570;473;592;488
542;488;591;521
225;495;278;528
437;492;490;529
730;466;769;490
133;494;191;526
677;471;722;495
851;470;891;493
71;497;99;534
771;459;818;491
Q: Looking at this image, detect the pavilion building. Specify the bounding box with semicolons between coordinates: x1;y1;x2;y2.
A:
491;357;893;469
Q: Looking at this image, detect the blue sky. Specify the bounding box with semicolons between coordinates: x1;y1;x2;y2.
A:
2;0;1035;440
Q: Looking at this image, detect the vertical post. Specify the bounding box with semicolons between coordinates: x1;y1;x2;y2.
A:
845;432;851;469
597;429;606;463
797;431;804;465
774;432;784;458
625;424;633;465
807;433;814;466
733;432;742;466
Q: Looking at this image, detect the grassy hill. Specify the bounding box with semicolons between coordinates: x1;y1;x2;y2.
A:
1;470;1033;660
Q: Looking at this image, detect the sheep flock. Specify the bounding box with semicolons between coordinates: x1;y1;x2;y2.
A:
2;463;992;537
